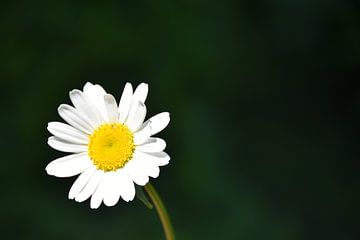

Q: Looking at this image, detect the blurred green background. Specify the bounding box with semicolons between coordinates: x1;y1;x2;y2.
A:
0;0;359;239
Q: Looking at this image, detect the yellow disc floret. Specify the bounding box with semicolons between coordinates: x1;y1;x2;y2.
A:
88;123;135;171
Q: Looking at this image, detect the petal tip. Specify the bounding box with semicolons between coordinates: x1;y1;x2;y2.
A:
57;104;68;112
83;82;94;92
139;82;148;88
45;167;53;175
90;201;101;209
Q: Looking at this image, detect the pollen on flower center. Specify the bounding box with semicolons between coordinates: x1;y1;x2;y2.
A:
88;123;134;171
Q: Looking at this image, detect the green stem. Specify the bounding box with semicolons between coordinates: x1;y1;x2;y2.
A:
144;183;176;240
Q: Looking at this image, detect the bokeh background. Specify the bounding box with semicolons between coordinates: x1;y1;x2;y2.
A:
0;0;359;239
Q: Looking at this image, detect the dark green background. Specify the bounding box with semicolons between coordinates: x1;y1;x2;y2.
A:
1;0;359;239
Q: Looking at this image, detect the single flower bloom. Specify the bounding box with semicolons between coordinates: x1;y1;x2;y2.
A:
46;82;170;209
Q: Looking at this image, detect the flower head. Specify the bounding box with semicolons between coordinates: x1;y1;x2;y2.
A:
46;82;170;209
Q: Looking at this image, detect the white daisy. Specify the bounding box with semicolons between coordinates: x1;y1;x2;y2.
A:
46;82;170;209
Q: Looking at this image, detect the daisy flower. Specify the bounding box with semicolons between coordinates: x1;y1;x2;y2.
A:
46;82;170;209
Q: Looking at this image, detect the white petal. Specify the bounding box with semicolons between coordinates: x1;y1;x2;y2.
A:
90;188;103;209
118;172;136;202
75;170;104;203
133;124;151;145
133;150;170;166
58;104;94;134
104;94;119;123
45;153;91;177
132;158;160;178
136;138;166;152
125;100;146;131
83;82;108;122
83;82;93;90
102;171;122;206
90;174;108;209
141;112;170;136
101;170;136;204
47;122;88;145
68;166;96;199
69;89;102;127
48;136;87;153
123;159;149;186
132;83;148;103
118;83;133;123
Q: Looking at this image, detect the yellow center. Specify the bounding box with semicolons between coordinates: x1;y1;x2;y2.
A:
88;123;135;171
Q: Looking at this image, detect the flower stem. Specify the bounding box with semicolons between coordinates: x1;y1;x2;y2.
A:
144;183;176;240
